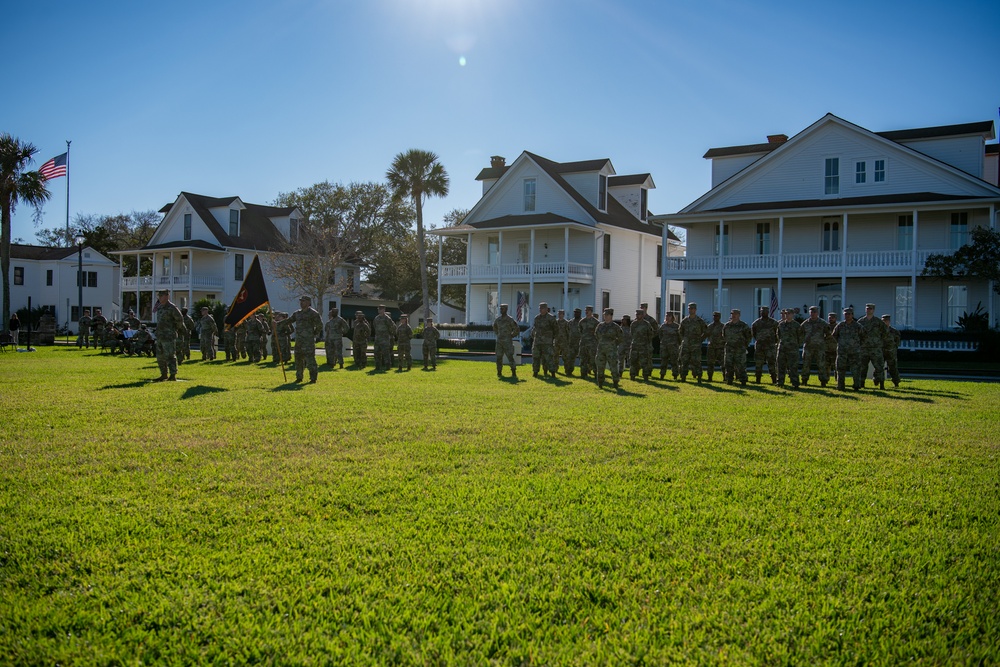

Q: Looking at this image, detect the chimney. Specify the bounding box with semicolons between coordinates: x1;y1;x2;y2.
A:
767;134;788;145
490;155;506;169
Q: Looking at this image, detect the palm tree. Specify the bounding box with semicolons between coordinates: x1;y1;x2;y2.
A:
1;134;51;331
386;149;449;322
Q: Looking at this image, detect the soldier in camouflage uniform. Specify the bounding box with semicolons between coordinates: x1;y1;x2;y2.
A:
776;308;803;388
372;304;397;372
422;317;440;370
554;309;571;374
531;302;558;378
180;308;195;362
492;304;520;378
618;314;632;376
833;307;864;391
77;309;92;348
124;309;141;331
257;313;269;360
594;308;623;389
244;312;263;363
825;312;838;381
566;308;582;376
286;296;324;383
352;311;371;368
274;312;293;364
857;303;888;389
678;303;708;382
638;302;660;362
396;314;413;371
751;306;779;384
91;309;108;351
198;307;218;361
723;309;752;385
223;325;236;361
705;311;725;382
577;306;599;379
152;290;185;381
324;307;350;369
881;314;901;388
800;306;832;386
630;309;656;381
658;312;680;379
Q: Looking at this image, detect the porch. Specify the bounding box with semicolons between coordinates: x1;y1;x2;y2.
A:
439;261;594;285
665;249;947;279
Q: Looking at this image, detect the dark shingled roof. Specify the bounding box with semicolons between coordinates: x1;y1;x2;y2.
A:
10;243;78;261
468;213;578;229
475;166;510;181
141;240;227;252
703;192;995;214
609;173;652;187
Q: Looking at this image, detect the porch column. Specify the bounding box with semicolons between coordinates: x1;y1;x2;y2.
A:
497;231;504;314
990;205;997;328
840;213;848;311
135;252;140;317
660;231;668;321
188;251;194;310
563;227;569;311
777;216;784;305
466;232;472;324
716;220;724;313
529;229;536;313
911;209;919;329
437;236;442;322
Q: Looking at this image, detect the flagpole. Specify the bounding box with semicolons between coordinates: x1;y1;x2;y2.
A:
65;140;71;245
271;317;287;382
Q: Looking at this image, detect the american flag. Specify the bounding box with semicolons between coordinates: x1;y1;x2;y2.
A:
516;291;528;322
38;153;67;180
769;288;779;318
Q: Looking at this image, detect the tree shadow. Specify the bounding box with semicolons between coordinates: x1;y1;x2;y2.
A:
181;385;228;399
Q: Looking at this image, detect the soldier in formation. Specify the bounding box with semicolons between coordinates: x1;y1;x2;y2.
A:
352;311;371;369
91;308;108;350
678;303;708;382
630;309;656;381
422;317;440;370
751;306;778;384
705;311;725;382
245;311;264;363
565;307;582;376
235;321;247;360
825;312;839;380
396;314;413;371
775;308;803;388
833;307;864;391
152;290;185;382
723;308;752;385
285;296;324;383
223;325;236;361
554;309;571;375
800;306;831;386
273;312;292;364
882;314;901;388
531;302;558;378
180;307;195;362
372;305;397;372
857;303;889;389
658;312;680;379
578;306;599;379
594;308;623;389
492;303;520;379
324;307;349;369
198;307;218;361
77;308;92;348
618;314;632;377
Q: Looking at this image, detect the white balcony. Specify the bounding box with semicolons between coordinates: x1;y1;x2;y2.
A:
440;261;594;285
664;249;949;279
121;273;225;290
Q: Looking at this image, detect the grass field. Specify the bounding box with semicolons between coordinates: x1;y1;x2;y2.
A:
1;348;998;665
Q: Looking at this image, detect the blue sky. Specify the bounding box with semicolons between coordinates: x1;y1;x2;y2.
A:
4;0;998;245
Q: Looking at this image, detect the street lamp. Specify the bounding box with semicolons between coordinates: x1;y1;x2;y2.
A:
75;235;85;347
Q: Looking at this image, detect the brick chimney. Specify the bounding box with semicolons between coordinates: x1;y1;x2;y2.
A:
490;155;506;169
767;134;788;145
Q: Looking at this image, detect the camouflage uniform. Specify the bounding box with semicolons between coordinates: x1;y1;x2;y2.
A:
800;314;831;386
658;320;680;379
776;313;803;387
531;306;558;378
245;315;264;363
751;312;779;383
566;311;582;375
882;319;901;387
492;308;520;377
594;316;623;388
77;312;92;348
223;326;236;361
324;312;350;368
578;312;599;378
618;318;632;376
372;310;397;371
181;310;195;361
91;312;108;351
235;321;248;359
352;314;371;368
131;327;152;357
153;297;185;380
258;316;269;360
833;314;864;390
722;316;752;385
124;312;141;330
554;315;571;374
396;319;413;370
287;299;324;383
678;310;708;381
422;322;440;369
275;315;293;364
198;313;218;360
857;308;888;389
825;314;838;380
629;315;656;380
705;317;725;381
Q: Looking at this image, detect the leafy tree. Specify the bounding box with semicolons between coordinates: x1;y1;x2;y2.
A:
922;227;1000;295
1;134;51;330
386;150;450;321
266;219;355;315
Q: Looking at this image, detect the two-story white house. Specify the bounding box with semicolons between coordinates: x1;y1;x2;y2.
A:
114;192;361;320
7;243;119;332
653;114;1000;330
432;152;684;324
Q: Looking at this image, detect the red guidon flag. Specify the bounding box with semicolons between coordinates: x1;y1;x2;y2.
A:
224;255;269;326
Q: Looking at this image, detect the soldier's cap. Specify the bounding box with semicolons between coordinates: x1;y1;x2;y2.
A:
557;309;565;314
602;308;614;316
866;303;875;309
539;301;549;308
400;314;408;319
640;302;648;308
299;295;311;302
378;304;386;309
585;305;594;311
156;289;169;296
500;303;508;309
635;308;644;314
731;308;740;314
843;307;853;313
881;314;891;320
688;302;697;308
713;311;721;316
329;307;338;313
573;307;582;313
828;312;837;317
355;310;363;316
809;306;819;312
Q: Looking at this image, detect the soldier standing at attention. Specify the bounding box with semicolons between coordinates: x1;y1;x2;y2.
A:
531;302;558;378
705;311;725;382
285;296;323;383
594;308;623;389
372;304;397;372
396;314;414;371
492;304;520;379
198;306;218;361
324;307;350;369
800;306;831;386
881;314;902;388
274;312;293;364
245;311;263;363
422;317;440;370
257;312;269;361
77;308;92;348
776;308;803;388
565;307;582;376
180;307;195;362
152;290;185;382
618;314;632;377
630;309;656;381
678;302;708;382
223;325;236;361
235;321;248;360
833;307;865;391
722;309;752;385
857;303;889;390
554;309;571;374
91;308;108;351
577;306;599;379
658;312;680;379
825;312;839;381
751;306;779;384
352;311;371;369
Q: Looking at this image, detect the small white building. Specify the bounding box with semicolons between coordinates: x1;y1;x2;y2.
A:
7;243;119;332
654;114;1000;329
432;152;684;324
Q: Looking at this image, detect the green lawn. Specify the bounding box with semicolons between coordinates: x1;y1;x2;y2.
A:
1;348;998;665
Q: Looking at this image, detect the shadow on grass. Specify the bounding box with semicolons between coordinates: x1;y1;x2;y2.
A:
99;380;150;390
181;385;228;399
270;381;307;392
611;385;645;398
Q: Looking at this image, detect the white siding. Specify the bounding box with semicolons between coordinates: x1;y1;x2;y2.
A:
563;173;600;209
898;135;983;178
711;153;767;188
472;160;591;224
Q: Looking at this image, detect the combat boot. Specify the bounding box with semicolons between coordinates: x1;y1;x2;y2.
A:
771;374;778;385
511;368;517;379
879;380;885;390
755;372;762;384
707;372;713;382
497;362;503;378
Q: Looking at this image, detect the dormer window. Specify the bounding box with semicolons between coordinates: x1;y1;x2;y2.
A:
598;174;607;210
523;179;536;212
229;209;240;236
289;218;299;243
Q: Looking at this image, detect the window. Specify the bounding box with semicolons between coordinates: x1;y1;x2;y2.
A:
289;218;299;244
598;175;607;211
753;287;772;315
229;209;240;237
947;285;967;328
816;283;842;317
234;254;244;281
487;236;499;265
640;189;648;221
895;286;913;328
950;212;968;249
712;289;729;317
897;215;913;251
180;254;189;275
13;266;24;285
523;179;536;212
602;234;611;270
602;290;610;313
517;241;529;264
824;158;839;195
656;244;662;277
88;272;97;288
822;218;841;252
162;257;171;275
713;224;730;256
183;213;192;241
755;222;771;255
46;270;53;286
487;290;498;322
670;293;683;321
874;159;886;183
855;161;866;184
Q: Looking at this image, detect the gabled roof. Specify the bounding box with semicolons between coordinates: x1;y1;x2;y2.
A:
609;173;654;188
9;243;79;261
475;166;510;181
158;192;296;251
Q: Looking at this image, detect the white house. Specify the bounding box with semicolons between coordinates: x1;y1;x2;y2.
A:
653;114;1000;330
432;152;684;324
7;243;119;332
114;192;361;320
